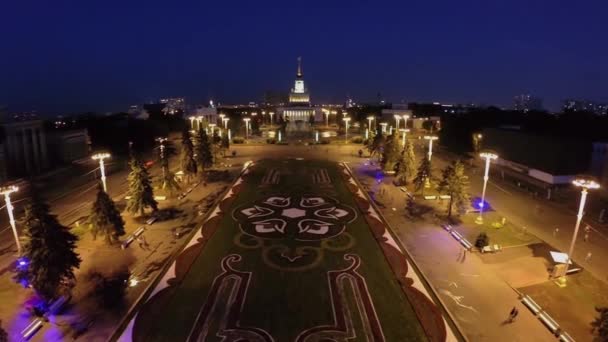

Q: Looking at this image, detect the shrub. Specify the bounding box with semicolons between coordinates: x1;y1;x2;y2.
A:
320;139;330;145
266;138;277;144
475;232;489;249
351;136;363;144
232;137;244;144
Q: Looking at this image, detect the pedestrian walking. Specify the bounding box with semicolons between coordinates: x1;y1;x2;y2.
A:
584;232;589;242
510;308;519;322
522;226;527;235
462;249;467;262
585;252;592;263
553;227;559;237
137;236;144;249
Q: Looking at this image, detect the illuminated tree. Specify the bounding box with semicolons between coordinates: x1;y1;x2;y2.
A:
195;129;213;173
14;193;81;302
180;129;197;183
367;127;384;157
126;155;158;216
413;153;433;196
381;132;400;172
90;184;125;244
438;160;470;218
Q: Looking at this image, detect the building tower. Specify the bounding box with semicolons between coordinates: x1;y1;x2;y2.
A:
289;57;310;105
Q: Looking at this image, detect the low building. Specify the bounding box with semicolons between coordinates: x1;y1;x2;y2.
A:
1;119;49;178
192;106;218;124
48;129;91;164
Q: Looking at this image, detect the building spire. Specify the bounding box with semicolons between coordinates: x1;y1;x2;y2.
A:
297;56;303;78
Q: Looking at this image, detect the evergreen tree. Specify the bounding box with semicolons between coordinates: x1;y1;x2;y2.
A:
15;193;81;302
157;139;180;195
195;129;213;174
592;307;608;341
367;127;384;157
220;134;230;156
90;184;125;244
413;153;433;195
381;132;400;172
438;160;470;218
180;129;197;183
126;155;158;216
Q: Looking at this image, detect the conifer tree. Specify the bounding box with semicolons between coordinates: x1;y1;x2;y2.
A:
180;129;197;182
367;126;384;157
195;129;213;174
413;153;433;196
14;193;81;302
157;139;180;195
220;134;230;156
90;184;125;244
126;155;158;216
381;132;400;172
438;160;470;218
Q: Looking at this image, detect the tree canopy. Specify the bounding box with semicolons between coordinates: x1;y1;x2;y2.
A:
592;307;608;341
180;129;197;182
438;160;470;218
126;155;158;216
90;184;125;244
381;133;400;172
15;193;81;302
413;153;433;195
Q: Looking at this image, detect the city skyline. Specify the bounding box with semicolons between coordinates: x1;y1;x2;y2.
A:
2;1;608;114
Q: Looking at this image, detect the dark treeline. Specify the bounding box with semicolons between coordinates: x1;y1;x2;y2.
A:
439;107;608;154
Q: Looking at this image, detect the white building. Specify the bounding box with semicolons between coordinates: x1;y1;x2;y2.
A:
277;57;322;126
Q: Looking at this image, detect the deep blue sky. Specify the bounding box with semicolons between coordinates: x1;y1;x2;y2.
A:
2;0;607;114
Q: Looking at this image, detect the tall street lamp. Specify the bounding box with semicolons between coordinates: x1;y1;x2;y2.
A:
155;137;168;179
196;116;204;131
243;118;251;140
222;117;229;129
367;116;375;134
92;152;111;192
343;117;351;143
188;116;196;130
476;151;498;224
402;115;410;130
423;135;438;161
394;115;401;130
564;177;600;279
324;110;330;128
380;122;388;134
1;185;20;255
400;128;410;147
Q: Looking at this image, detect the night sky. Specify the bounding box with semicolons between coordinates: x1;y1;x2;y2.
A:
2;0;607;115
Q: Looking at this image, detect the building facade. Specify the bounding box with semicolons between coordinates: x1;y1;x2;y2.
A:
277;57;322;128
514;94;543;112
49;129;91;164
1;120;49;178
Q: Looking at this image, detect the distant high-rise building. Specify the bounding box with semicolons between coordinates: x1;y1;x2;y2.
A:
563;99;608;115
513;94;543;112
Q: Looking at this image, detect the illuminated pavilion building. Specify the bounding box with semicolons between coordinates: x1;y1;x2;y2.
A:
277;57;322;131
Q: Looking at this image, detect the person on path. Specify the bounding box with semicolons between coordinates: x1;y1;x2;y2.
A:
509;308;519;322
585;252;592;263
584;232;589;242
553;227;559;237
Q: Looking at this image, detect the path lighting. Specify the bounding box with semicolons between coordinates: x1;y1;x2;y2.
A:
196;116;204;131
400;128;410;147
1;185;20;255
367;116;375;132
243;118;251;140
475;151;498;224
380;122;388;134
222;117;229;129
188;116;196;129
563;177;600;280
343;117;351;142
423;135;438;161
269;112;275;126
402;114;410;130
92;152;111;192
394;115;401;130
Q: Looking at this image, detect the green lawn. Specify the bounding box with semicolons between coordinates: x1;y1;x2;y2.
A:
457;211;540;248
125;159;439;341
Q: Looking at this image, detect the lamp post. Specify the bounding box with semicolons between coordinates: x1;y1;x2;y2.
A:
400;128;410;147
476;151;498;224
243;118;251;140
92;152;111;192
222;117;229;129
1;185;20;255
402;115;410;130
219;113;225;125
189;116;196;130
324;110;330;128
196;116;203;131
367;116;375;133
269;112;275;127
155;137;168;179
423;135;438;161
343;117;351;143
564;177;600;278
394;115;401;130
209;123;217;137
380;122;388;134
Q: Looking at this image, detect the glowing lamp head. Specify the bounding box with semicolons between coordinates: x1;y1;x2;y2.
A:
479;152;498;160
477;134;483;138
423;135;438;141
400;128;410;133
0;185;19;195
343;117;351;123
92;152;111;161
573;177;600;190
402;115;410;120
367;116;375;120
